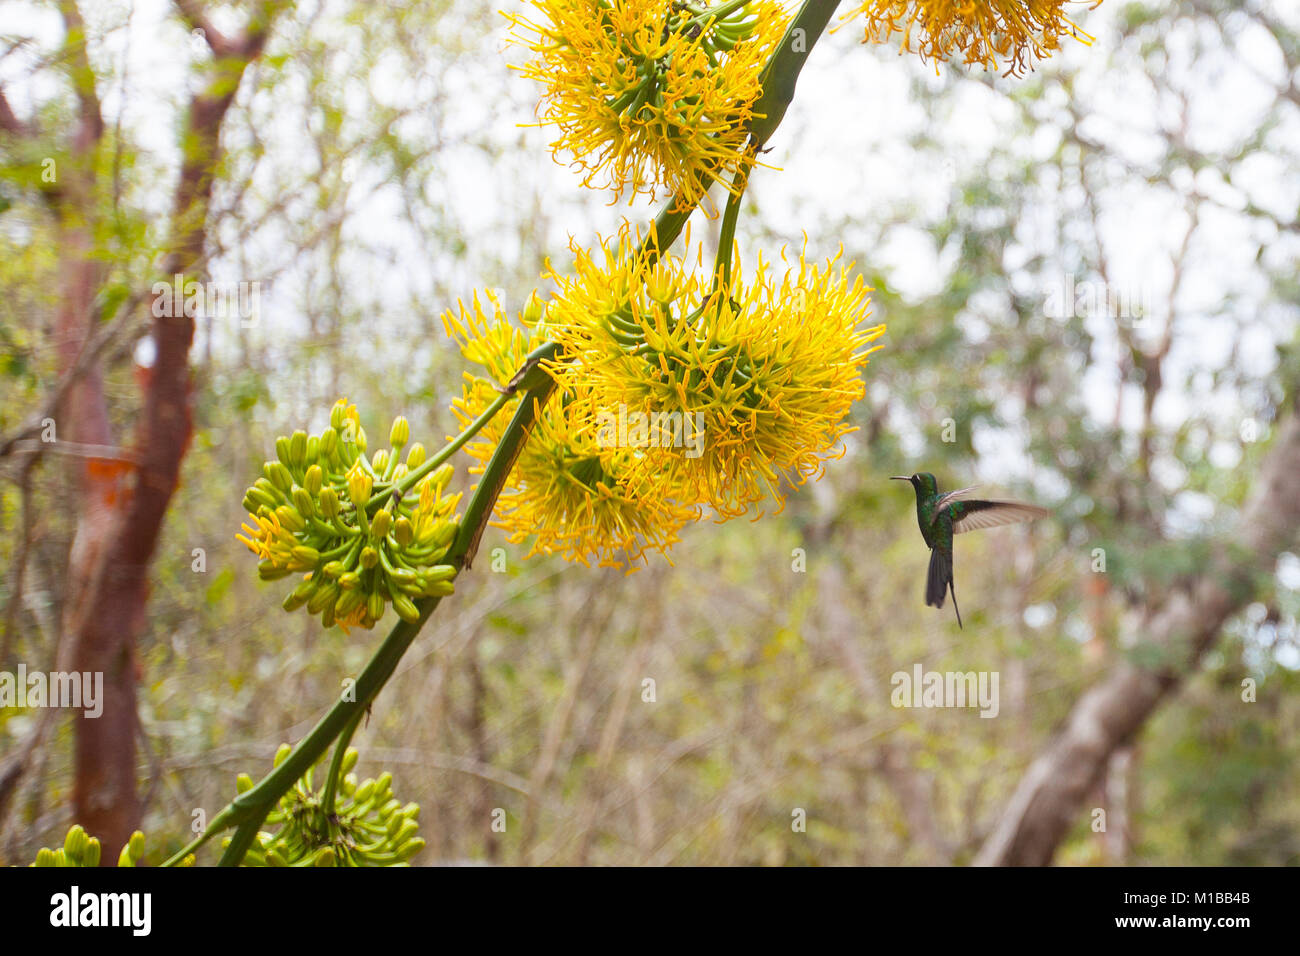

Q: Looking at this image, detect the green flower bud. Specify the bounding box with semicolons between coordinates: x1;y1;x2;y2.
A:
393;516;414;547
83;837;102;868
391;819;419;847
289;430;308;468
522;290;545;325
282;588;310;613
371;449;390;474
64;825;88;861
273;743;292;768
247;484;279;510
347;466;372;509
276;505;306;534
292;486;316;519
322;560;347;579
304;464;323;496
319;486;340;520
387;566;417;586
290;544;321;567
338;571;361;591
266;461;294;494
366;590;386;622
389;416;410;449
307;580;338;615
258;561;293;581
354;426;368;452
236;773;254;794
360;546;379;570
128;831;146;861
341;748;359;776
371;510;392;539
320;426;339;460
405;443;426;469
330;400;348;430
428;463;454;492
392;592;420;623
275;436;292;467
305;435;320;464
335;587;365;618
432;519;458;549
395;838;425;862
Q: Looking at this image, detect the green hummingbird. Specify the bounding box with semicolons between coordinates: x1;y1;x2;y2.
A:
890;472;1050;629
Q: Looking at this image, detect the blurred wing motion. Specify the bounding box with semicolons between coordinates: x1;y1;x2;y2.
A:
932;485;979;513
947;500;1050;535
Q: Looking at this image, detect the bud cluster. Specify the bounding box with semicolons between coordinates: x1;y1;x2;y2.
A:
30;825;193;867
237;399;462;629
227;744;424;867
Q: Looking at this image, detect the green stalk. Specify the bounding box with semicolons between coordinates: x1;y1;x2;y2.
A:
713;167;747;291
750;0;840;148
367;389;513;513
321;709;364;816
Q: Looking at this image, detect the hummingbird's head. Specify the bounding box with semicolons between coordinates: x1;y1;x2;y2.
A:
890;472;939;495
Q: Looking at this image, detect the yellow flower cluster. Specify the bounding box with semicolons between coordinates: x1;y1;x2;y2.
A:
236;401;462;630
445;290;698;569
845;0;1098;76
444;227;884;569
505;0;789;207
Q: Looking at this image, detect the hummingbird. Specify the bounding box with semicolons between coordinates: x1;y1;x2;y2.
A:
890;472;1050;629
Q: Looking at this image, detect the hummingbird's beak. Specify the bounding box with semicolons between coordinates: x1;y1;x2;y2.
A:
890;476;911;482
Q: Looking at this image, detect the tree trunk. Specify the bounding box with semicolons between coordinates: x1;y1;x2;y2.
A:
975;395;1300;865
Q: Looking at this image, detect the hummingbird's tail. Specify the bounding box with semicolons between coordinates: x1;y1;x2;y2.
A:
926;548;963;629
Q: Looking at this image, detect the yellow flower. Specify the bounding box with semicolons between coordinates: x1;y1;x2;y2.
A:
545;232;885;517
237;510;299;567
505;0;789;207
845;0;1098;76
443;290;697;569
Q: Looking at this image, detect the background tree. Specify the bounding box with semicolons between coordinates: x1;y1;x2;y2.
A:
2;0;1297;865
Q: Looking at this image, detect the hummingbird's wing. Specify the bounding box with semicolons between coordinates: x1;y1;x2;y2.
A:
946;499;1050;534
932;486;981;514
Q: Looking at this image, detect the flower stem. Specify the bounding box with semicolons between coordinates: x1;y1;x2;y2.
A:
367;389;513;513
321;709;364;816
712;163;748;291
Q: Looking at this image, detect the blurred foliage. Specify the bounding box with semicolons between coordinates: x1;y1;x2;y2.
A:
1;0;1298;865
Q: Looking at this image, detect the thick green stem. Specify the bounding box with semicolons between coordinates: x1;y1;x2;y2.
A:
750;0;840;148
